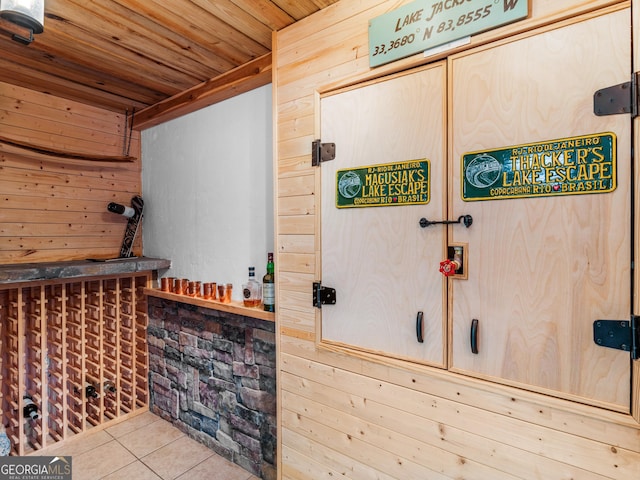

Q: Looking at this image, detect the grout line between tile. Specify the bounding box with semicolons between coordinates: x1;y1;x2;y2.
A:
140;458;176;480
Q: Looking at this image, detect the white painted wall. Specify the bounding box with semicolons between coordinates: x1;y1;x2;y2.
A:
141;85;274;301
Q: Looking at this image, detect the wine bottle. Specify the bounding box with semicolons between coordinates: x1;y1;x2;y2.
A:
262;253;275;312
23;396;39;420
107;202;136;218
85;381;99;399
102;380;116;394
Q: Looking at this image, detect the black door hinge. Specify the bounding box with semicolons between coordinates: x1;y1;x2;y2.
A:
593;315;639;360
594;72;640;117
313;281;336;308
312;139;336;166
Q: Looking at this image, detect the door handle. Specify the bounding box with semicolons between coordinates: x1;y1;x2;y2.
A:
419;215;473;228
416;311;424;343
470;318;479;354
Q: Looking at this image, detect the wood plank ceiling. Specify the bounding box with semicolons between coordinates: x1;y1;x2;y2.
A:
0;0;340;126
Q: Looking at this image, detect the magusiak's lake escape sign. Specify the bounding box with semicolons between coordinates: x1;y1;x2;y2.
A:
336;160;430;208
461;133;617;201
369;0;529;67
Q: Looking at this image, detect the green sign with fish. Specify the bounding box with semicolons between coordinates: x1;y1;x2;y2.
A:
337;160;430;208
461;133;616;201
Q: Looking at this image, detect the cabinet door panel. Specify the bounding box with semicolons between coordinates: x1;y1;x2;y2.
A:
449;10;631;410
320;64;447;367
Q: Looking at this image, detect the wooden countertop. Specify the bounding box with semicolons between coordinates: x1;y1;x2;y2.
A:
145;288;275;322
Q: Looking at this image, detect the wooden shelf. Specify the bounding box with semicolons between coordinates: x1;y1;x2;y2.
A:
144;288;275;322
0;135;137;162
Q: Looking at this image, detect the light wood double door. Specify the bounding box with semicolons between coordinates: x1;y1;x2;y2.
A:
321;7;636;414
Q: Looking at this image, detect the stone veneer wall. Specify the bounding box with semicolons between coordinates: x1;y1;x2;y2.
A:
147;297;276;479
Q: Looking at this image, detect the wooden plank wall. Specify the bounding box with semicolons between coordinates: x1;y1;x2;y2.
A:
273;1;640;479
0;82;141;263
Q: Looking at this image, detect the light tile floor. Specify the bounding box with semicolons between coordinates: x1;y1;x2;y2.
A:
33;411;260;480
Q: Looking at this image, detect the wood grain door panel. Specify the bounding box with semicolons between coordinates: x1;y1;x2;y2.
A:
320;64;448;367
449;9;632;411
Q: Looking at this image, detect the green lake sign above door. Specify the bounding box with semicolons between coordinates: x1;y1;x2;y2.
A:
368;0;529;67
461;132;617;201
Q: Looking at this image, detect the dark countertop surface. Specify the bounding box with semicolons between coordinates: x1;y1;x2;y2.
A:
0;257;171;284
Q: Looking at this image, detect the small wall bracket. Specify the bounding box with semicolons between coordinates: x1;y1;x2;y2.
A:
313;282;336;308
312;140;336;166
593;316;639;360
594;73;639;117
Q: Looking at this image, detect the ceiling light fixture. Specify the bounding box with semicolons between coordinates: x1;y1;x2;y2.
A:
0;0;44;44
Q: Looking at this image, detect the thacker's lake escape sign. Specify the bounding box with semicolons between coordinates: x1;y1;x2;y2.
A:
336;160;430;208
369;0;529;67
462;133;616;201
